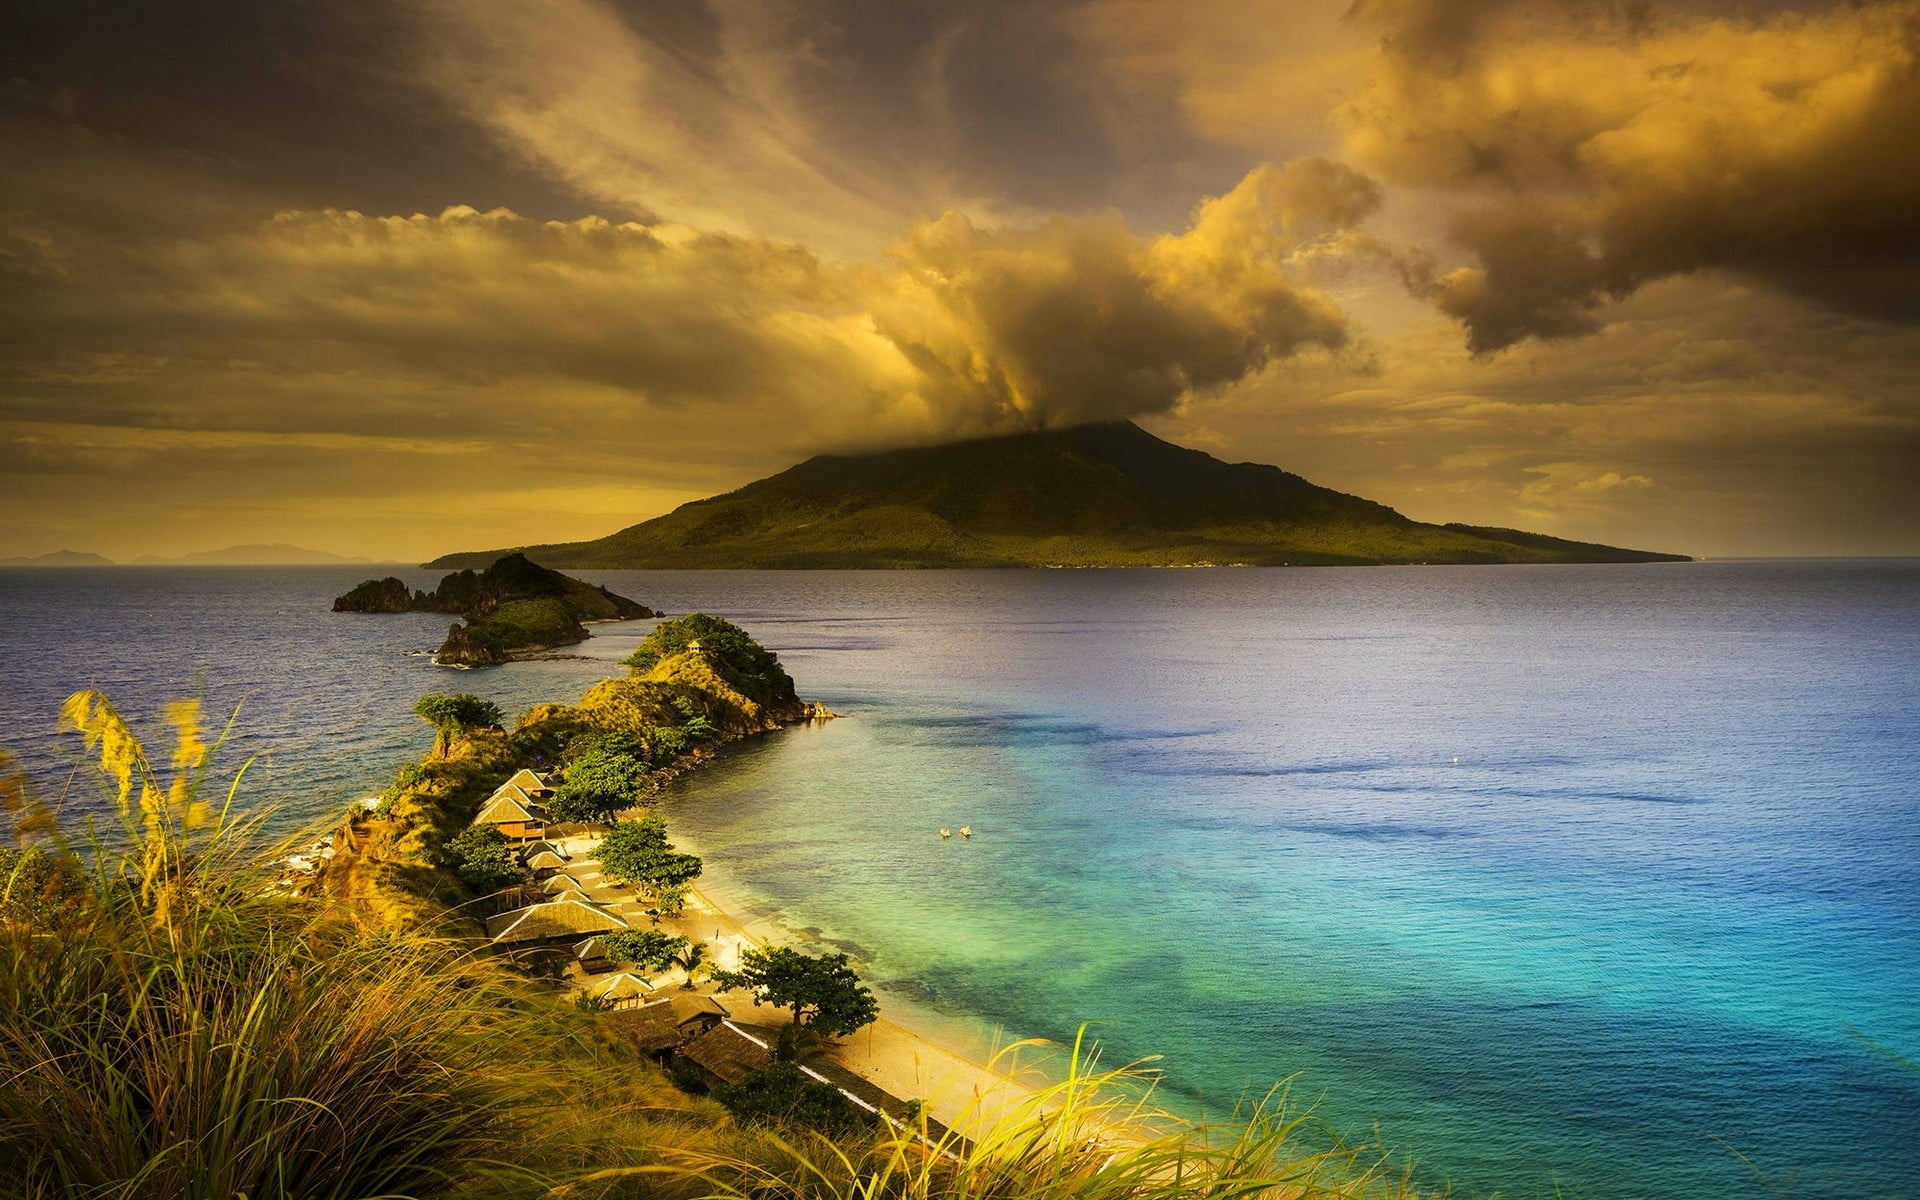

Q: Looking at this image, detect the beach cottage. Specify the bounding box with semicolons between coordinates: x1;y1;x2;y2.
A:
471;783;549;840
502;768;555;798
610;994;729;1056
485;897;630;946
586;972;657;1010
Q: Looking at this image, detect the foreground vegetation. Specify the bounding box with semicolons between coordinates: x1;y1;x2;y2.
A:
2;614;1443;1197
0;691;1438;1200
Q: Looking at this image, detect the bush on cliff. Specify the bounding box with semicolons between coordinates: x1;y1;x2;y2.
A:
624;613;795;709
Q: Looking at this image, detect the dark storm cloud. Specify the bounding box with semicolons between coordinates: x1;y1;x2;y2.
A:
1342;0;1920;352
1;0;585;220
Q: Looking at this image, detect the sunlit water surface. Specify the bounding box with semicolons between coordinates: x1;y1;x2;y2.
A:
1;561;1914;1198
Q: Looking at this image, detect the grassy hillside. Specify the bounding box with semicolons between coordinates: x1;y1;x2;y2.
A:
427;422;1689;569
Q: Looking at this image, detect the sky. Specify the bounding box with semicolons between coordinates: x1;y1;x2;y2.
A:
2;0;1915;561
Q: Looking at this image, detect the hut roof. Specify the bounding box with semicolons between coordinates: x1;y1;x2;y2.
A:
524;850;568;871
485;897;631;943
523;839;569;860
609;993;730;1051
541;873;588;895
608;999;686;1051
504;768;554;796
680;1022;775;1085
472;786;546;827
574;935;610;961
588;972;657;1002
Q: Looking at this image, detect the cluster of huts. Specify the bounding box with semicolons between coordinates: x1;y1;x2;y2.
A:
465;765;918;1124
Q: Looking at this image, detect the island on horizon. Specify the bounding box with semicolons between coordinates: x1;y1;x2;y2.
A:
426;422;1689;571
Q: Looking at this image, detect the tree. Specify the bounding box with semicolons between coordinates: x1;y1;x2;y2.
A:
669;694;716;741
548;748;648;824
597;817;702;913
712;1062;873;1136
442;826;523;891
711;947;879;1037
671;940;708;990
601;928;689;973
412;693;503;756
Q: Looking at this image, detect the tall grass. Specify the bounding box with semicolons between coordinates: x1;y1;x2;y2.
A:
564;1032;1430;1200
0;691;1440;1200
0;692;544;1200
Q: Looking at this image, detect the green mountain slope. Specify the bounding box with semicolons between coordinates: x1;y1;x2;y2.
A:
427;422;1688;569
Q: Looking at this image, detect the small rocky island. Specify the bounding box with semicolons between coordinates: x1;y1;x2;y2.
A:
333;552;658;666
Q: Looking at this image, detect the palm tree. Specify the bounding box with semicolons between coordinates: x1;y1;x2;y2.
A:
672;941;708;990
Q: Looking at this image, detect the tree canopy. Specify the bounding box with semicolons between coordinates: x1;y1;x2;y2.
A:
442;826;523;892
600;928;689;973
548;747;649;824
712;947;878;1037
712;1062;873;1137
412;693;503;754
597;817;702;913
622;613;793;705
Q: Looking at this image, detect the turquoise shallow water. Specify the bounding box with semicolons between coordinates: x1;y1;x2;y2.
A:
1;561;1915;1198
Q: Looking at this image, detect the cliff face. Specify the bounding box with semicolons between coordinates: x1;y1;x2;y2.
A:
331;554;659;666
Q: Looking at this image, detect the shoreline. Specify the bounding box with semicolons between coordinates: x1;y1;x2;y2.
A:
650;828;1061;1136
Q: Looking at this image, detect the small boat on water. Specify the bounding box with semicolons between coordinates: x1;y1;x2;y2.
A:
939;828;952;839
958;826;972;839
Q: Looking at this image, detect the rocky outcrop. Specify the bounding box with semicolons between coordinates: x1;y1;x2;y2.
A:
332;576;418;612
433;599;591;667
331;553;660;666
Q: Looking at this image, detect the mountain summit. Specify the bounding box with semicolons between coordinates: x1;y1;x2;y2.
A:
427;422;1686;569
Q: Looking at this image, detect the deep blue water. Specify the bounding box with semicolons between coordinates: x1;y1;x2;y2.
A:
1;561;1915;1198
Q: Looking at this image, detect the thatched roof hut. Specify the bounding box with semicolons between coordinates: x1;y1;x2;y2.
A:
610;993;730;1052
523;850;569;871
485;897;630;944
472;785;548;836
679;1022;775;1086
587;972;657;1008
541;873;588;896
504;768;555;798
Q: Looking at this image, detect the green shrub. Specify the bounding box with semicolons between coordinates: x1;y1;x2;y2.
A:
713;1063;875;1137
444;825;525;891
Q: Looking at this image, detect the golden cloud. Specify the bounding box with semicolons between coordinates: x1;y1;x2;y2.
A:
1342;0;1920;351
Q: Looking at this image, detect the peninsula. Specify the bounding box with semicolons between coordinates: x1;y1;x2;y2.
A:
334;552;658;666
426;422;1688;570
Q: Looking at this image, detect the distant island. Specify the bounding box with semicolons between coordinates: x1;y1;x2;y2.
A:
334;552;658;666
0;550;114;566
138;543;369;565
426;421;1689;569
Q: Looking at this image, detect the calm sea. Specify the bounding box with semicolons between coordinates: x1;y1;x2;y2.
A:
1;561;1915;1198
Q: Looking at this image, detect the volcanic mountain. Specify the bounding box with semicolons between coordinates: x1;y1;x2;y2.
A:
427;422;1687;569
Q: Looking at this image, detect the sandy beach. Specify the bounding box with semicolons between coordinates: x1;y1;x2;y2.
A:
550;829;1054;1137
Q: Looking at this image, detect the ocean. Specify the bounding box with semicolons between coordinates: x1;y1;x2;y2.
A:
2;561;1915;1198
